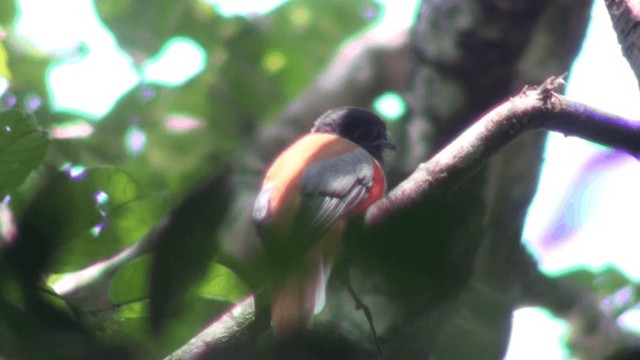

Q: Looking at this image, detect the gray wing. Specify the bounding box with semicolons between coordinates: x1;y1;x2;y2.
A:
300;148;374;232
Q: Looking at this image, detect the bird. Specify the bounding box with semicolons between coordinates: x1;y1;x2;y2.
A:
252;107;396;339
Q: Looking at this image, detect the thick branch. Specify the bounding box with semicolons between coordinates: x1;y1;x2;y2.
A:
367;77;640;223
164;296;255;360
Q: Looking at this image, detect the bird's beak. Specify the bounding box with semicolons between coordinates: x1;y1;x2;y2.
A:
379;135;397;150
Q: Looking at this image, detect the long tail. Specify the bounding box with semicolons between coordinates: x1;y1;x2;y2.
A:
270;222;343;338
270;255;333;339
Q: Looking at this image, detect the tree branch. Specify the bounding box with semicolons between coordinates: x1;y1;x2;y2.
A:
366;77;640;223
164;295;255;360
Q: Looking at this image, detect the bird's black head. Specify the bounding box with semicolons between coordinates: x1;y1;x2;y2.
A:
311;107;396;163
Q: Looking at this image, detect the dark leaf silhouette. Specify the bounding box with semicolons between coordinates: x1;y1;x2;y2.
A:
149;167;233;334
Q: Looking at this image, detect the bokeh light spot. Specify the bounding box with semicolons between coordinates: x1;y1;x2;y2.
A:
50;120;95;139
0;77;8;97
24;92;42;111
140;85;155;102
94;190;110;215
204;0;288;17
602;286;634;314
125;126;147;155
15;0;88;54
262;50;287;74
3;93;16;107
618;307;640;334
373;91;406;122
15;0;140;118
90;222;104;237
47;48;139;119
141;37;207;87
289;6;311;29
94;190;109;206
61;163;87;180
363;6;379;21
505;307;568;359
164;115;205;133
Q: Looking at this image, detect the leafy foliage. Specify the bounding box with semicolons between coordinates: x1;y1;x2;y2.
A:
0;1;15;28
0;0;379;357
0;110;48;196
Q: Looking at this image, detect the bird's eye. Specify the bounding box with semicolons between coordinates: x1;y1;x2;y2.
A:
355;126;378;142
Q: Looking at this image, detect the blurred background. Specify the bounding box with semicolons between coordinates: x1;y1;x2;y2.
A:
1;0;640;358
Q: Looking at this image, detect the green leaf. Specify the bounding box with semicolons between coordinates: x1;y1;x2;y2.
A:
46;167;154;273
12;167;143;282
0;0;15;27
109;256;150;306
10;172;99;287
558;266;634;297
557;268;597;292
149;168;233;334
265;0;379;99
95;0;213;54
0;110;48;196
84;166;141;206
594;266;632;296
118;298;148;320
2;50;52;102
109;296;229;358
197;263;249;302
0;293;132;359
100;195;168;246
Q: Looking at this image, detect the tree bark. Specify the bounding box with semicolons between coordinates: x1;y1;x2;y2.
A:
605;0;640;87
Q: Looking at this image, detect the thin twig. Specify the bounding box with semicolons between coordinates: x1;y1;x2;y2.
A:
343;270;383;359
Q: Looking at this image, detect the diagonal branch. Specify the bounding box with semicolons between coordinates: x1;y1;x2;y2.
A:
164;296;256;360
366;76;640;223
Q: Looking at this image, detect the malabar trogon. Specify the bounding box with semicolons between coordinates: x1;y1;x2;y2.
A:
252;107;396;338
